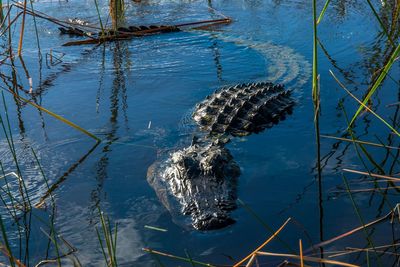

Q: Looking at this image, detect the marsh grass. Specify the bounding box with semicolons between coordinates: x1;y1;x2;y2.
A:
308;1;399;266
0;214;17;267
109;0;125;30
342;174;380;267
96;207;118;267
331;69;400;137
349;44;400;126
94;0;105;35
0;7;106;263
143;248;215;267
0;0;4;26
16;0;27;56
0;92;31;211
316;0;331;24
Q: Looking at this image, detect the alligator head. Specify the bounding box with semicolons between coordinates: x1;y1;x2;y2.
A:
150;139;240;230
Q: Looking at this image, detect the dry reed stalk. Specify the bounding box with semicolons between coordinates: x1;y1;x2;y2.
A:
255;251;359;267
0;87;100;141
331;187;400;193
299;240;304;267
386;101;400;107
306;206;396;253
233;218;292;267
320;135;400;150
330;70;400;136
342;168;400;182
0;244;25;267
245;254;256;267
311;244;399;258
16;0;27;56
191;19;232;30
11;2;97;39
0;11;23;36
328;246;400;258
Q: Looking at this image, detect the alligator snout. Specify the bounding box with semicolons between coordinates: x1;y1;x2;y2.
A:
193;212;236;230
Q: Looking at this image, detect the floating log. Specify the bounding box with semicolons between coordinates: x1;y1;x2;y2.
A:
62;18;232;46
59;24;180;37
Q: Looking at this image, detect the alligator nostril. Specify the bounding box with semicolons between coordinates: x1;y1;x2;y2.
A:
193;214;236;230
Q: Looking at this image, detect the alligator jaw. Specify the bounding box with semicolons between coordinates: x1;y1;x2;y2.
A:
193;212;236;230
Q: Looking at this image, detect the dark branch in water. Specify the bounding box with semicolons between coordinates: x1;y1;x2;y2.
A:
61;18;232;46
34;141;100;209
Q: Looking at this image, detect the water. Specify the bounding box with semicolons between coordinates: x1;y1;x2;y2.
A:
0;0;399;266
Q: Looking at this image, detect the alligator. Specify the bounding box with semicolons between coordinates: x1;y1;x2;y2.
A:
147;81;295;230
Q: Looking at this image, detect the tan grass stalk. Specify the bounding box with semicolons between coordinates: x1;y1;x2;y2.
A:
342;168;400;182
245;254;256;267
256;251;358;267
17;0;27;56
299;240;304;267
320;135;400;150
233;218;292;267
330;69;400;136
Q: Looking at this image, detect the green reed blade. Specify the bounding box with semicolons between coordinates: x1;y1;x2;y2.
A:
340;103;394;212
312;0;318;104
94;0;105;36
144;225;168;232
238;199;294;253
365;0;395;47
1;92;31;209
349;43;400;127
113;222;118;266
330;70;400;137
184;249;195;267
1;87;100;141
317;0;331;24
342;174;382;267
31;149;61;266
96;227;108;265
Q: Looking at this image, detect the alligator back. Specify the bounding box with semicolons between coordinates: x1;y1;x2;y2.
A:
192;82;295;137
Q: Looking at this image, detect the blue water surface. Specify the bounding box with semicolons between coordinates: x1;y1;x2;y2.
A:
0;0;399;266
